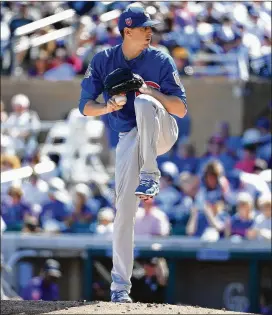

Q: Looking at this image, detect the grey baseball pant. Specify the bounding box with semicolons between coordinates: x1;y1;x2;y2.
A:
110;94;178;293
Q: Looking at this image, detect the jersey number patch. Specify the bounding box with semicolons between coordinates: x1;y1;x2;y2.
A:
173;70;185;92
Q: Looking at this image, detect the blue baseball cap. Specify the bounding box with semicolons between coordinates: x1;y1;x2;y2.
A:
118;7;160;32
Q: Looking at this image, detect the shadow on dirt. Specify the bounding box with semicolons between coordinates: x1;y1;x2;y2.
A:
0;300;97;315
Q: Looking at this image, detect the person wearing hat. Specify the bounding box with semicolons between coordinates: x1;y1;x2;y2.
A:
22;259;62;301
225;192;255;239
154;161;182;216
186;190;229;239
2;94;41;160
95;207;115;235
131;257;168;303
66;184;95;233
79;4;187;303
38;179;71;232
246;193;271;241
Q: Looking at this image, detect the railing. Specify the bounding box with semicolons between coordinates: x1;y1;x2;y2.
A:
190;52;249;80
10;9;77;75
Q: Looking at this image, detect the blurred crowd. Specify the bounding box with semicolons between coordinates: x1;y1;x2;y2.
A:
1;92;271;242
1;1;271;79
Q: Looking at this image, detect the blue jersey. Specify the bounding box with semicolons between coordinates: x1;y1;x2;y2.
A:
79;44;187;133
22;276;59;301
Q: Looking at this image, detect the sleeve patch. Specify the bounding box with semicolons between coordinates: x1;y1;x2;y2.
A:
172;70;185;92
84;64;93;79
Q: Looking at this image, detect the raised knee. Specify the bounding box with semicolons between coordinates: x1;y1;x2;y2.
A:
134;95;155;111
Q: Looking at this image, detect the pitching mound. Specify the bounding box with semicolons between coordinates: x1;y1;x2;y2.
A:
1;300;252;315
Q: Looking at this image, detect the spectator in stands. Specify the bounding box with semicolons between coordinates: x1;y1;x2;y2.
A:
1;185;32;231
131;257;168;303
1;100;8;123
150;29;170;55
235;128;262;172
256;117;271;136
1;217;8;300
9;3;34;36
235;144;257;173
213;121;242;157
199;135;236;173
134;199;170;236
31;26;57;60
39;177;71;232
0;11;11;75
28;50;49;78
253;159;268;175
95;207;114;235
198;160;230;204
44;48;74;80
255;118;272;164
260;287;272;315
246;193;271;241
186;193;229;241
226;168;270;208
1;153;21;171
170;172;200;235
155;162;181;216
22;215;42;234
172;47;191;76
0;134;15;156
1;1;270;80
225;192;255;239
246;7;265;40
21;172;49;208
89;181;112;210
235;23;261;59
172;142;199;174
203;3;220;25
2;94;41;160
213;15;239;53
67;1;96;16
1;153;22;201
174;2;196;29
67;184;95;233
102;26;122;47
49;45;81;72
23;259;61;301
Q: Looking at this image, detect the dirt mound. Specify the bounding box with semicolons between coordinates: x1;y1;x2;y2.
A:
1;300;252;315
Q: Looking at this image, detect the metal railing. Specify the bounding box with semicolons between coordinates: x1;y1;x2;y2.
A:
190;52;249;80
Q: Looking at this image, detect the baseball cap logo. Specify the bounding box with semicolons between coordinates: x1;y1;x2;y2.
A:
125;17;132;26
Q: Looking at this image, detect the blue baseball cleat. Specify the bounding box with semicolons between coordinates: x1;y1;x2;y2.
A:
135;178;159;198
111;290;132;303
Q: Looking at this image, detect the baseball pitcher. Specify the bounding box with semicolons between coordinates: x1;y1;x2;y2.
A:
79;6;187;303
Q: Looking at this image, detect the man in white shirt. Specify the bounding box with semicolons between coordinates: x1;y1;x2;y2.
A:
96;207;115;235
246;193;271;241
2;94;41;159
134;199;170;236
21;173;49;208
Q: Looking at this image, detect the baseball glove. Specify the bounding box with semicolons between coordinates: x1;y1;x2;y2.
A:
104;68;144;97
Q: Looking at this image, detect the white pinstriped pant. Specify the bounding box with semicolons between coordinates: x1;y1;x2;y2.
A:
111;94;178;293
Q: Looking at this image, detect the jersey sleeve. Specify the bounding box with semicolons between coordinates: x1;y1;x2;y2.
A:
79;53;104;115
159;55;187;108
